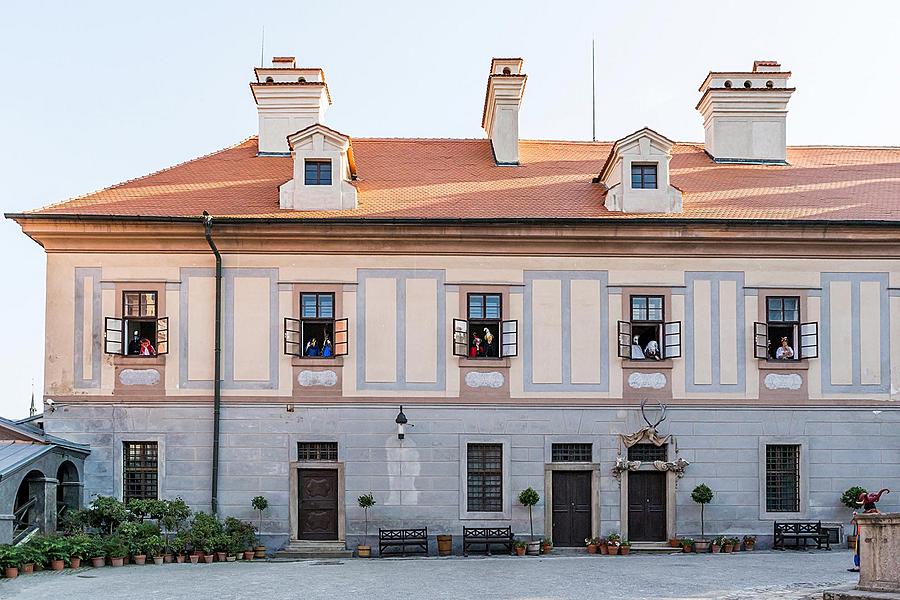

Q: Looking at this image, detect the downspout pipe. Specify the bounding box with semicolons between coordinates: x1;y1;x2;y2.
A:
202;211;222;516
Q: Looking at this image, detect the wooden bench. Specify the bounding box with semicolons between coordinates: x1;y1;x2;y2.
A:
773;521;831;550
378;528;428;556
462;526;513;556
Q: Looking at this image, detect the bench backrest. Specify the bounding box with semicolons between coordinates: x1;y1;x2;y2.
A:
774;521;821;534
463;527;512;538
379;528;427;540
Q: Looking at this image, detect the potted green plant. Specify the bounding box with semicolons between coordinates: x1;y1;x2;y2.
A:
620;539;631;556
172;531;189;563
45;535;70;570
742;535;757;551
144;533;166;565
87;535;106;567
691;483;714;553
723;537;734;553
606;532;621;555
680;537;694;553
585;537;598;554
0;545;23;579
842;486;866;548
711;535;724;553
66;533;94;568
251;495;269;558
356;493;375;558
541;538;552;554
18;540;44;573
730;536;741;552
517;487;541;555
105;535;129;567
513;540;527;556
224;517;256;560
160;497;192;563
213;532;229;562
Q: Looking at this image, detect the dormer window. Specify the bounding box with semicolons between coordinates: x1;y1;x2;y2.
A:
304;159;332;186
631;164;657;189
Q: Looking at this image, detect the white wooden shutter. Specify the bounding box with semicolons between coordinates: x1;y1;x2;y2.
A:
156;317;169;355
754;322;769;359
453;319;468;357
284;317;302;357
800;322;818;359
333;318;349;356
501;319;518;357
663;321;681;359
617;320;632;359
104;317;124;355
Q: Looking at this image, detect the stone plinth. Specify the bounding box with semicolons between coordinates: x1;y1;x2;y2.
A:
857;513;900;593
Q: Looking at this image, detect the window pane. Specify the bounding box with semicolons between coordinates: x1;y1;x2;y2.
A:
468;295;484;319
631;174;642;187
767;298;781;312
785;309;799;322
304;163;318;185
648;308;663;321
318;294;333;318
319;162;332;184
485;295;501;319
768;309;782;322
301;294;318;318
783;298;798;311
648;297;662;310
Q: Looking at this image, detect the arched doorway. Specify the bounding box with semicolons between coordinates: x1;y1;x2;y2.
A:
13;469;45;543
56;461;81;529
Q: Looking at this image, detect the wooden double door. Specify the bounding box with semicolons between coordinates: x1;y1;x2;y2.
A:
627;471;667;541
298;469;339;540
551;471;592;547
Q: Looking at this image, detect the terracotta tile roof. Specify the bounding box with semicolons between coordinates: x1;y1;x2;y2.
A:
20;137;900;222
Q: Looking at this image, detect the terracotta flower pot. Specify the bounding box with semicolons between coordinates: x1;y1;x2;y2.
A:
189;554;199;564
608;545;620;556
586;544;597;554
226;556;236;562
203;554;214;564
542;543;551;554
33;563;44;572
254;546;266;559
681;545;692;553
110;557;124;567
5;567;18;579
51;559;65;571
22;563;34;574
133;554;147;565
620;546;630;556
243;551;255;560
163;554;173;563
732;543;741;552
515;546;526;556
70;557;82;569
723;544;733;553
745;542;755;551
599;544;608;555
668;538;680;548
357;545;371;558
176;554;185;563
711;544;721;553
153;556;164;565
91;557;105;568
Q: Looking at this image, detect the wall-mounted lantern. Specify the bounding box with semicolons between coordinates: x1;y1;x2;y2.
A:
395;406;408;440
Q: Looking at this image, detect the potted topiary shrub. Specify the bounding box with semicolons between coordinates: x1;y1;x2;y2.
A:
691;483;714;553
172;531;189;563
742;535;757;551
513;540;527;556
160;497;192;563
144;533;166;565
518;487;541;555
0;545;23;579
356;493;375;558
251;496;269;558
105;535;129;567
224;516;256;561
842;486;866;548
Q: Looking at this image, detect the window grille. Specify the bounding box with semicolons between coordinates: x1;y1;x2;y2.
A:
298;442;338;461
766;444;801;512
627;444;667;462
123;442;158;503
551;443;592;462
631;164;658;189
467;444;502;512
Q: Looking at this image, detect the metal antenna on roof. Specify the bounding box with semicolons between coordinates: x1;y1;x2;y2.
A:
260;26;265;68
591;39;596;142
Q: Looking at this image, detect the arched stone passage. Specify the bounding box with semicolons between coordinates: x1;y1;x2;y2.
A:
13;469;46;541
56;460;82;527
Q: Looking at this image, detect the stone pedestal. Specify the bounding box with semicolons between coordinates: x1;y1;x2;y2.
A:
857;513;900;593
0;514;15;545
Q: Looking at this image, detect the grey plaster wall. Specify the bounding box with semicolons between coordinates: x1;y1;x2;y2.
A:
44;404;900;549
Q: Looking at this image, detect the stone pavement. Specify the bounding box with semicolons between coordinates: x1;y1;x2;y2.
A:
0;550;858;600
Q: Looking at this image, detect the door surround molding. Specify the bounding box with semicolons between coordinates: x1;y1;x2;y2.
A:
289;461;345;542
543;463;600;544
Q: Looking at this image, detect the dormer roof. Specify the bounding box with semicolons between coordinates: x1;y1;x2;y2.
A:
286;123;357;177
597;127;675;184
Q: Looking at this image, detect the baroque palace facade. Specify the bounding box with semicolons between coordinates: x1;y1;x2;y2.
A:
7;56;900;552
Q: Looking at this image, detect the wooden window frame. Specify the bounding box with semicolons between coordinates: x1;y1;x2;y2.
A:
465;293;503;360
288;292;347;359
754;294;817;361
626;295;665;360
631;163;658;189
107;290;168;357
123;441;159;503
304;159;332;186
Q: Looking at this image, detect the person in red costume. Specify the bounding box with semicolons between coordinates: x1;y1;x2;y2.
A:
139;338;156;356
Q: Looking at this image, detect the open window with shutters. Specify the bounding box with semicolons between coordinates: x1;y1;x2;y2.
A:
452;293;517;359
754;296;818;360
617;295;680;360
284;292;348;358
104;292;168;356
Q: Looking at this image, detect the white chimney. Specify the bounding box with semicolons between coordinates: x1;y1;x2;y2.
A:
250;56;332;154
482;58;527;165
696;60;795;163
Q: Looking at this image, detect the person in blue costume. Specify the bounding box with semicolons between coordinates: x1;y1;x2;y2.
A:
321;334;333;357
305;338;319;356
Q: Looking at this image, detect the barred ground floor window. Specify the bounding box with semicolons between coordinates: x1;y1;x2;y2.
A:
467;443;503;512
123;441;158;503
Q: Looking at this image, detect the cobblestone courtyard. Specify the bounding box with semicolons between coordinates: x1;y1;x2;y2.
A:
0;550;857;600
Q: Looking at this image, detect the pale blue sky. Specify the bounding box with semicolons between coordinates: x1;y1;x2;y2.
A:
1;1;898;418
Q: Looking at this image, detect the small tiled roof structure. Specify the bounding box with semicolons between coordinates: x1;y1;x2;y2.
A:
18;137;900;222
